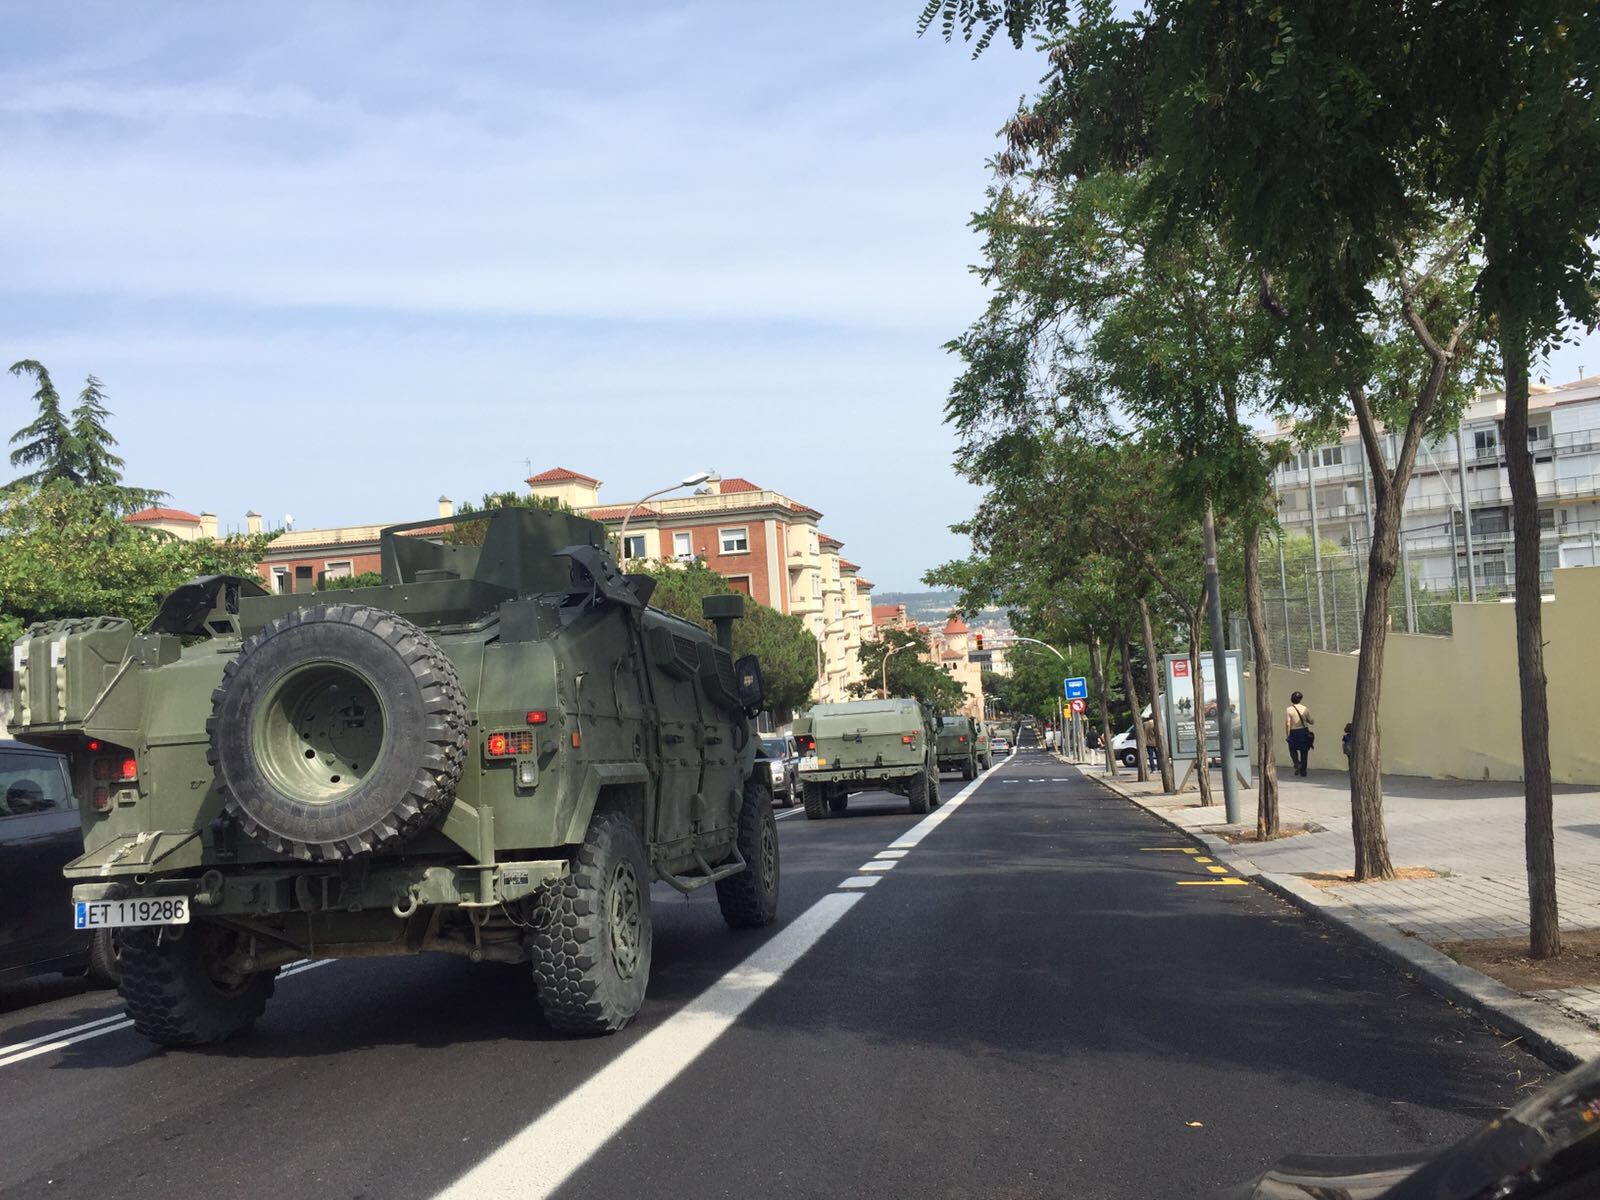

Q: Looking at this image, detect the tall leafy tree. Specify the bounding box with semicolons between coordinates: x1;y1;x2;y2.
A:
69;375;125;488
850;627;969;712
8;360;79;489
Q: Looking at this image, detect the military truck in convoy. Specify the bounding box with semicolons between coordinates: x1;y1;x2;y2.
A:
792;698;938;819
8;507;780;1047
935;715;984;780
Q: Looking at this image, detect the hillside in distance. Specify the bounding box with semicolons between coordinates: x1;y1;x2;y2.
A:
873;590;1008;630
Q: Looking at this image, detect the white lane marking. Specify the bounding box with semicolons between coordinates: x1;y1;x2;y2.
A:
875;850;908;860
774;807;806;820
0;1012;127;1058
838;876;882;888
857;860;895;872
887;751;1012;852
0;958;331;1070
435;891;865;1200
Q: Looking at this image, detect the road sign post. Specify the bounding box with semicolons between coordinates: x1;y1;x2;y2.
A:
1063;677;1088;701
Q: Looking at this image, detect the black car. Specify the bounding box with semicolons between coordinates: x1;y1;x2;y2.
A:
0;738;116;987
760;736;800;807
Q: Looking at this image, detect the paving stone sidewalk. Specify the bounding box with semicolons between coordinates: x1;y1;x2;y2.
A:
1078;756;1600;1051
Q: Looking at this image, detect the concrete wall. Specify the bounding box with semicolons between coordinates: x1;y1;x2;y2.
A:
1249;565;1600;783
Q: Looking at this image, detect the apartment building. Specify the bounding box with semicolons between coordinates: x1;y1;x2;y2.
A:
1273;375;1600;595
525;469;874;704
256;502;451;594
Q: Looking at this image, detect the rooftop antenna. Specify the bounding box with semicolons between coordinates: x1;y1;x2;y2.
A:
283;513;295;531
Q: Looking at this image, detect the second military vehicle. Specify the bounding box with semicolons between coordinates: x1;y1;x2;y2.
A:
973;719;994;771
9;507;779;1047
792;698;938;819
935;715;982;780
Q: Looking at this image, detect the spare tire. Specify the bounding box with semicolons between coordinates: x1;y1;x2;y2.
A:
207;604;468;861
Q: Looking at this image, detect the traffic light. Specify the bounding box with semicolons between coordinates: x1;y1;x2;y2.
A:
975;632;984;650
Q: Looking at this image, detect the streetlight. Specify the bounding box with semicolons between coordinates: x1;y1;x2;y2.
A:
617;470;717;564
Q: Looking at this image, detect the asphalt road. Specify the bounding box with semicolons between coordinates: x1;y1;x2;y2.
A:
0;748;1549;1199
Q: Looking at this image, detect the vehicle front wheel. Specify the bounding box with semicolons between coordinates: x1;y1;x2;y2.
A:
907;769;931;815
118;922;278;1047
717;777;780;929
531;811;652;1035
803;781;829;820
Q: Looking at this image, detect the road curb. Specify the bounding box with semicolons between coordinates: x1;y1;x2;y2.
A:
1083;767;1600;1071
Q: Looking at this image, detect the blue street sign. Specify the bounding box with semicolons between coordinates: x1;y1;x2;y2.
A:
1063;677;1088;700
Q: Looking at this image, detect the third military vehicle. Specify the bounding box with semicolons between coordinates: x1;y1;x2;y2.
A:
792;698;938;819
9;507;779;1047
935;714;982;780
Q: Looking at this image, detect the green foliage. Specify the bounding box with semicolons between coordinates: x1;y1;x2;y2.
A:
632;560;817;718
7;360;162;510
0;483;278;664
848;627;967;713
319;571;385;590
991;642;1086;725
442;490;576;546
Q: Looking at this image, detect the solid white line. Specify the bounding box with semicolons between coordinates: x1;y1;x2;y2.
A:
0;1020;135;1068
434;891;865;1200
0;958;331;1071
0;1011;126;1058
887;751;1012;852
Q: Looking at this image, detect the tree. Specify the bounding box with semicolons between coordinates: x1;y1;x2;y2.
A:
850;628;968;712
320;571;386;590
632;559;818;718
8;360;78;489
443;490;574;545
0;482;277;655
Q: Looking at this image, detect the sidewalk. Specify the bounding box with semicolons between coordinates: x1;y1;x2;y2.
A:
1078;755;1600;1067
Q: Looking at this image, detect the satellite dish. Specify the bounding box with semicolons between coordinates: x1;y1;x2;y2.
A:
284;513;295;531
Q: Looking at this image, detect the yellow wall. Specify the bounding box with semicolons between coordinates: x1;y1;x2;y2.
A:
1249;565;1600;784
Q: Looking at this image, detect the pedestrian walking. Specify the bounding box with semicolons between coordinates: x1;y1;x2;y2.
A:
1284;691;1314;777
1342;723;1353;767
1142;713;1159;772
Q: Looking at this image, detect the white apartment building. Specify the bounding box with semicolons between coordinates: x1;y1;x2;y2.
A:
1273;376;1600;595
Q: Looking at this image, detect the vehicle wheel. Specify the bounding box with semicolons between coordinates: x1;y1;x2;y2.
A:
827;788;848;815
1121;751;1137;768
86;929;120;988
716;776;780;929
907;769;931;815
208;604;469;861
962;759;975;781
803;782;829;820
530;811;652;1034
929;775;942;809
118;922;278;1047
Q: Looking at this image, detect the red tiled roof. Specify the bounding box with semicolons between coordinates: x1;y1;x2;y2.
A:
526;467;600;486
941;651;963;661
872;605;901;619
943;615;969;634
818;533;843;548
788;502;823;518
856;579;873;589
587;505;660;522
718;477;759;494
125;507;201;524
838;559;860;570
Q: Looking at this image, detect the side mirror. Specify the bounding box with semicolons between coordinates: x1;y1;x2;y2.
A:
735;654;765;712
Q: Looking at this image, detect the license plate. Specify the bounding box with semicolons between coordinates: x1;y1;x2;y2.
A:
74;897;190;930
800;755;820;770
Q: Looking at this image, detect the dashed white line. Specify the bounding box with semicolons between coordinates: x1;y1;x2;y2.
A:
838;875;882;888
857;860;896;872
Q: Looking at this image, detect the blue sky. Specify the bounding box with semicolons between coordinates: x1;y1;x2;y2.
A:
4;5;1596;591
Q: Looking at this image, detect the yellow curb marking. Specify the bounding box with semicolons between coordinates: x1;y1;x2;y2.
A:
1194;856;1213;863
1140;847;1199;853
1207;865;1229;873
1177;878;1248;886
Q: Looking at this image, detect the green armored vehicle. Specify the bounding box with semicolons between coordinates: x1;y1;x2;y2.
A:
935;715;983;780
792;698;938;820
973;719;994;770
9;508;779;1046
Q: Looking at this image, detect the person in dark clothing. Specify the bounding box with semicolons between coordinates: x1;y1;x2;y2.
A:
1284;690;1314;777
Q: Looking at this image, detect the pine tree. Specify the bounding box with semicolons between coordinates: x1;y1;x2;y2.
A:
70;375;126;487
8;359;81;487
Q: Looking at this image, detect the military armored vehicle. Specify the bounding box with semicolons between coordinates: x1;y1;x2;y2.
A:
792;698;938;819
8;508;779;1047
935;715;981;780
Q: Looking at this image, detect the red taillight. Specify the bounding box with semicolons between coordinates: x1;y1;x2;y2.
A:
797;735;815;752
93;754;137;781
902;735;915;744
526;710;548;725
486;731;534;757
119;757;138;781
87;739;102;752
959;735;967;743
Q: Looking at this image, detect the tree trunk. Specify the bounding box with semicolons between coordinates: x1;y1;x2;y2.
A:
1502;320;1560;958
1349;487;1399;880
1118;626;1149;782
1244;523;1280;839
1090;636;1116;774
1187;618;1213;806
1140;598;1175;792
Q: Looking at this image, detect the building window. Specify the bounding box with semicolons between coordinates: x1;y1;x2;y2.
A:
1474;428;1500;459
1473;506;1510;536
324;560;353;579
1316;446;1344;467
672;531;693;559
719;527;749;554
621;534;646;561
1538;508;1559;532
272;568;290;595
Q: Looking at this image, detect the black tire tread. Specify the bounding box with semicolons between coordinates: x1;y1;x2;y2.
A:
716;776;780;929
118;926;277;1047
803;781;828;820
530;812;651;1035
206;604;469;861
908;768;930;815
